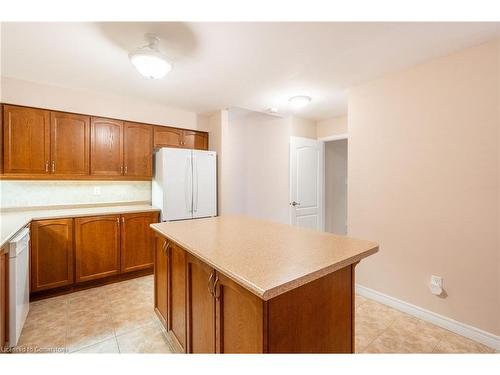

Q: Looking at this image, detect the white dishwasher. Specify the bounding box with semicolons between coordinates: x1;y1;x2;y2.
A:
9;227;30;347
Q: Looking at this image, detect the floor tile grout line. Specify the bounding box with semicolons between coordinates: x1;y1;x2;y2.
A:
357;306;401;353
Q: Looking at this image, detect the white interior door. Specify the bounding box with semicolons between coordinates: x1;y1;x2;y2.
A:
192;150;217;218
289;136;324;230
162;148;193;221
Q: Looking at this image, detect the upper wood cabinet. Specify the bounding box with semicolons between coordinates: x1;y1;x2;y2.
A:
1;104;207;179
154;126;208;150
123;122;153;177
90;117;124;176
154;126;183;148
120;211;157;273
31;218;74;292
3;105;50;174
183;130;208;150
75;215;121;283
50;112;90;176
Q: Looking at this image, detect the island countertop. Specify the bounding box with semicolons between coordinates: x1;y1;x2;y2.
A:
150;215;378;301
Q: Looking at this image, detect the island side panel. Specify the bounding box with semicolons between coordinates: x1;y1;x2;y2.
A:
265;265;353;353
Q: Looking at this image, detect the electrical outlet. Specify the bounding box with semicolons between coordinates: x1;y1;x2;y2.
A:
431;275;443;287
93;186;101;196
429;275;443;296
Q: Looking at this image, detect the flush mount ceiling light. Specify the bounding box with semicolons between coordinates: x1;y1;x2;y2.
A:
288;95;312;109
129;33;172;79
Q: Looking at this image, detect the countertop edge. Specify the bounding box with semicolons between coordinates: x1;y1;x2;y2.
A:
150;223;379;301
0;204;160;248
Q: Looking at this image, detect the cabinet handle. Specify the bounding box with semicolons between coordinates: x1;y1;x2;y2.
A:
45;161;49;172
121;217;124;223
120;165;123;174
208;270;215;296
213;276;220;300
51;161;55;173
124;166;128;174
116;217;120;225
162;240;170;255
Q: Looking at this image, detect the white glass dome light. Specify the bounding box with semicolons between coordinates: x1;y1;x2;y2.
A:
288;95;312;109
129;34;172;79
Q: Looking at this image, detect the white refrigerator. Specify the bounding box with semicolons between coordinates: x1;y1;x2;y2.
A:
152;148;217;221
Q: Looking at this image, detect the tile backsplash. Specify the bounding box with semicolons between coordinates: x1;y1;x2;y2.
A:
0;180;152;209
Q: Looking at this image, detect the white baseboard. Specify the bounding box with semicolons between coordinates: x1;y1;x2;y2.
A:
355;284;500;351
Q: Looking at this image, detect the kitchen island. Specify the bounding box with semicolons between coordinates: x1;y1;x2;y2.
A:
150;215;378;353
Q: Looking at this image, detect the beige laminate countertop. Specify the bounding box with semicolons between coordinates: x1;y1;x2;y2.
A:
150;215;378;300
0;203;160;248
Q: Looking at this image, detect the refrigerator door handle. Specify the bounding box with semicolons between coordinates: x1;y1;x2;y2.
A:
185;156;193;213
193;154;199;213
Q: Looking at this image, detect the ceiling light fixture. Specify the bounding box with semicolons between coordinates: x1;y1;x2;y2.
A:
129;33;172;79
288;95;311;109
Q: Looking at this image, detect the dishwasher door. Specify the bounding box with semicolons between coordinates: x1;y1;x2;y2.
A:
9;227;30;347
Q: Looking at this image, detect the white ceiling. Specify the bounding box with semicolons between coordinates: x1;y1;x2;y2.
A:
1;22;498;120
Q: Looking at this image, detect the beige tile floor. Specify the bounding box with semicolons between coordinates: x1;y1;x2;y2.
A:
12;275;496;354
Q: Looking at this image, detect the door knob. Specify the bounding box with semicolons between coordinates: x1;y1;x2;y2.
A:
290;201;301;206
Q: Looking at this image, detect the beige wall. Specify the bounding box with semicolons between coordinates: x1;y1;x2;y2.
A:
198;110;229;214
317;115;347;139
220;110;310;224
348;39;499;335
290;116;317;139
1;76;201;130
325;139;348;235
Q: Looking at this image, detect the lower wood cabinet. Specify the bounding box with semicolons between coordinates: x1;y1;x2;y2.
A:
154;235;354;354
75;215;121;283
154;240;263;354
0;246;8;350
169;242;186;352
31;219;74;292
214;272;263;353
120;212;157;273
154;235;169;328
186;253;216;353
29;211;159;296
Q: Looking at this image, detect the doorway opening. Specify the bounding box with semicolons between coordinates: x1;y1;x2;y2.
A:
324;138;348;235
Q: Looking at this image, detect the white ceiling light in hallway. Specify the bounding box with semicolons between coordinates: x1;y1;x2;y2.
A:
289;95;312;109
129;33;172;79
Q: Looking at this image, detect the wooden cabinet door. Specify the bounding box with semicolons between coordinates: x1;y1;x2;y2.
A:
153;126;182;148
75;215;120;283
90;117;123;176
214;272;264;353
182;130;208;150
123;122;152;177
3;105;50;174
0;247;7;349
50;112;90;176
154;235;169;328
31;219;74;292
169;243;186;352
120;212;157;273
186;254;215;353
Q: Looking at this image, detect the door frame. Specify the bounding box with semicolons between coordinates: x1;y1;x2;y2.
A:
289;136;325;231
318;133;348;142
